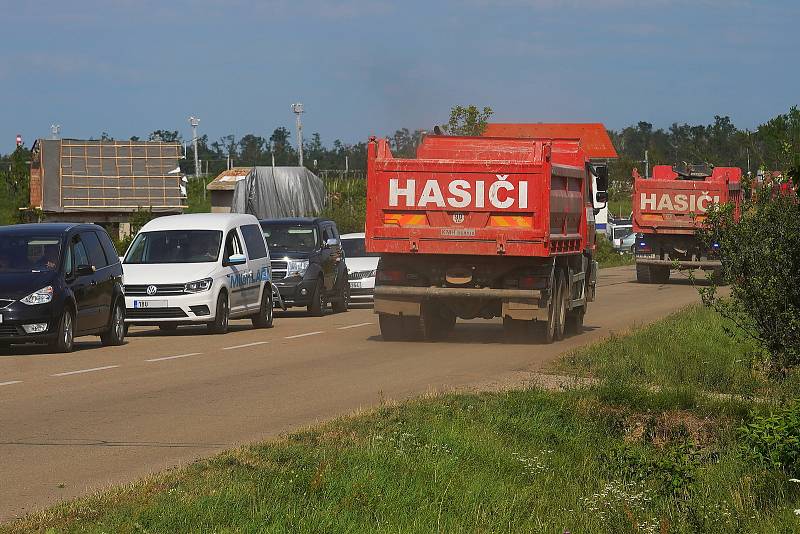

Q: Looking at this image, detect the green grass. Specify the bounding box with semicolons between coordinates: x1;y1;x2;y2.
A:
8;307;800;533
608;196;632;219
186;176;213;214
558;305;800;399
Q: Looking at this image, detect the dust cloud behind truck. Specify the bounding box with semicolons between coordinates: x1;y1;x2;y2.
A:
365;127;613;343
632;163;742;283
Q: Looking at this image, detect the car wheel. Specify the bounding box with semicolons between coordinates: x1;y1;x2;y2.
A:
100;300;126;346
208;292;230;334
307;278;325;317
50;309;75;353
332;281;349;313
252;285;274;328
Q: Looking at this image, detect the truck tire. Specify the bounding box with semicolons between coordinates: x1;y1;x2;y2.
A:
555;270;569;341
537;276;560;344
566;306;585;335
420;302;451;341
379;314;405;341
653;265;670;283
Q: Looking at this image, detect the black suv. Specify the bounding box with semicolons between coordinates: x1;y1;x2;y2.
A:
0;223;125;352
259;218;349;315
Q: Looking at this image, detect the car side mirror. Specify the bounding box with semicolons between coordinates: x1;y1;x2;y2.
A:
225;253;247;266
325;238;340;249
76;264;95;276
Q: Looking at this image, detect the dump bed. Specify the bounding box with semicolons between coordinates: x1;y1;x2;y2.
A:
633;165;742;235
365;135;589;257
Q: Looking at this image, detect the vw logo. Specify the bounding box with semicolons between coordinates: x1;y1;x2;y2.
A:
452;212;465;224
146;285;158;296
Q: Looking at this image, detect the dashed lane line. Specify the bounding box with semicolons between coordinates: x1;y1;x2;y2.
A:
337;322;374;330
285;331;323;339
52;365;120;377
223;341;270;351
0;380;22;387
146;353;203;363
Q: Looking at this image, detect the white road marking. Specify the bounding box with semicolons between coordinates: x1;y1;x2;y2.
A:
0;380;22;387
223;341;270;351
146;352;202;363
285;331;323;339
338;322;373;330
52;365;120;377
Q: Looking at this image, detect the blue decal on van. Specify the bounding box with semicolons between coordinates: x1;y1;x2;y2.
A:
228;266;271;289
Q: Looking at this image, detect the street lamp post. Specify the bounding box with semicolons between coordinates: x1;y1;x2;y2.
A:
291;103;304;167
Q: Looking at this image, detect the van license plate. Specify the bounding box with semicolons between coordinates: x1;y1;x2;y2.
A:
133;300;168;309
349;281;361;289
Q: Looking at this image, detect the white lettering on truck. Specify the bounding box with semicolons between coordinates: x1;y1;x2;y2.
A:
388;175;529;210
639;192;721;213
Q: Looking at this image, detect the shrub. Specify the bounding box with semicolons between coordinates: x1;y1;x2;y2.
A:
699;178;800;373
739;402;800;476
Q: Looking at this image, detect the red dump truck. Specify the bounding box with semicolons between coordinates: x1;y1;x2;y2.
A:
365;130;610;342
632;163;742;283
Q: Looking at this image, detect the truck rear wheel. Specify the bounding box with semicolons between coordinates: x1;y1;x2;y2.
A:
555;271;568;341
379;314;406;341
536;277;560;344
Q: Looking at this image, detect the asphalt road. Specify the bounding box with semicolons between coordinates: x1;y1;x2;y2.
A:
0;265;707;521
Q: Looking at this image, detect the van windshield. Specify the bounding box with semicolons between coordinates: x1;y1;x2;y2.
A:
260;225;318;252
341;237;379;258
124;230;223;264
0;235;62;273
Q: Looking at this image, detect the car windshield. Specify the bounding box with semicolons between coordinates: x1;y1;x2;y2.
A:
613;227;633;240
124;230;223;264
0;235;62;273
261;225;318;252
342;237;379;258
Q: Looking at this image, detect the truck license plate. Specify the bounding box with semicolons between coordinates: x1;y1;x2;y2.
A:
637;253;657;259
441;228;476;237
133;300;168;309
349;281;361;289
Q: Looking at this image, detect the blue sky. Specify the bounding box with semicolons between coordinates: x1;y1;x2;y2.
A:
1;0;797;150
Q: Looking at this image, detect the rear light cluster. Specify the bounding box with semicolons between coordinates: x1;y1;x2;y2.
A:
377;269;405;283
636;234;652;253
504;273;540;290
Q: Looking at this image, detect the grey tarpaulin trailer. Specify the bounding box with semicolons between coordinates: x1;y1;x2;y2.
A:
230;166;325;219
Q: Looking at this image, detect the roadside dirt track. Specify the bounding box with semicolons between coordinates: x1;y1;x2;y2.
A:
0;265;706;521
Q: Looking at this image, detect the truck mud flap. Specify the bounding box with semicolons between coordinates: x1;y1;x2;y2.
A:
374;297;421;317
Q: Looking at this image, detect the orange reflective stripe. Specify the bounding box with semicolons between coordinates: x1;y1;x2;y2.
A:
489;215;532;227
384;213;427;226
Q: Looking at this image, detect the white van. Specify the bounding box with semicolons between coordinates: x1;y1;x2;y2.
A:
122;213;274;334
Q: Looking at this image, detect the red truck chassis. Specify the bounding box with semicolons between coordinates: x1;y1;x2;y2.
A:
365;133;609;342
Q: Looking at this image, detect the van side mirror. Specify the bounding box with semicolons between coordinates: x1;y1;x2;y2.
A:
225;253;246;266
596;191;609;203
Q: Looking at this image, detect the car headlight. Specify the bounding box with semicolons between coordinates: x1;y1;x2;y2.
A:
21;286;54;305
185;278;213;293
287;259;309;277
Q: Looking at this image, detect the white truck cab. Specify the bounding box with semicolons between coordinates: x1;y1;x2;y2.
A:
122;213;274;334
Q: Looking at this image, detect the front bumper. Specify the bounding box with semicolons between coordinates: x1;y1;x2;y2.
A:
124;292;216;325
636;258;722;269
0;302;59;343
273;277;319;308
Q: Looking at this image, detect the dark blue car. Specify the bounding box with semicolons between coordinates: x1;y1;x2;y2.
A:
0;223;125;352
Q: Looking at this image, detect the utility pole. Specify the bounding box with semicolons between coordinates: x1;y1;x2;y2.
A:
291;102;304;167
50;124;61;140
188;116;200;178
644;150;650;178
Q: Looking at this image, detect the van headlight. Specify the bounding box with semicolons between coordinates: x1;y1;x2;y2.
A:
21;286;54;305
287;259;309;277
185;278;213;293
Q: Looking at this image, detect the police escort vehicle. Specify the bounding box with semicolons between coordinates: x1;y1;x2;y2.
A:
122;213;275;334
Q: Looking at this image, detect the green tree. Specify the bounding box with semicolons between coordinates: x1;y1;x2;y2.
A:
148;130;181;142
443;105;493;136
